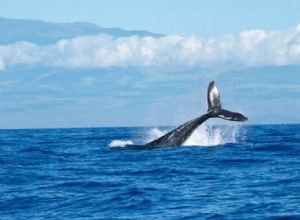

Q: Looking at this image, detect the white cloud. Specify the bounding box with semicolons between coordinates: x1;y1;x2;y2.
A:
1;24;300;71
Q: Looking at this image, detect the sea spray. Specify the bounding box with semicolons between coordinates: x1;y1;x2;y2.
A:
183;125;241;146
108;127;166;147
146;127;166;143
146;125;242;147
108;125;244;147
109;140;133;147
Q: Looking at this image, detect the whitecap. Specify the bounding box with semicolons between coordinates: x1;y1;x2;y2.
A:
109;140;133;148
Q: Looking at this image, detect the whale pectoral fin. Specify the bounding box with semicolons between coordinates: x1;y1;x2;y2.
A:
217;109;248;122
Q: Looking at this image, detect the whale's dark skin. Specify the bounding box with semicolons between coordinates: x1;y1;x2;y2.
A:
127;81;248;149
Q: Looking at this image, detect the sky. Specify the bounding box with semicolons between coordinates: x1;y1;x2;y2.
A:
1;0;300;36
0;0;300;128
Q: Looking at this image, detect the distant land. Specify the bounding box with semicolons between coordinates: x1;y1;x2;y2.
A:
0;17;163;45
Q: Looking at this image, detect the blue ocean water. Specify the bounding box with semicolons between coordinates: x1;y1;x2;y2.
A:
1;124;300;219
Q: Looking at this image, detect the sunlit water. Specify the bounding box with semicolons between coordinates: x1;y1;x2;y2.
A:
1;124;300;219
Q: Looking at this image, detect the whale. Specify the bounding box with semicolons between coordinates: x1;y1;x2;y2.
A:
127;81;248;149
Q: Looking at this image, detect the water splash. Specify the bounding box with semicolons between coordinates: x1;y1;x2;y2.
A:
146;127;166;143
147;125;242;147
109;140;133;148
183;125;241;146
109;125;243;148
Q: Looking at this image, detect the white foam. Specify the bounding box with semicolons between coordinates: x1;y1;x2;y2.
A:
108;125;243;148
146;125;241;147
146;127;166;142
109;140;133;148
183;124;240;146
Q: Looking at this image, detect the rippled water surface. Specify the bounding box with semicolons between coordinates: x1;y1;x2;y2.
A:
1;124;300;219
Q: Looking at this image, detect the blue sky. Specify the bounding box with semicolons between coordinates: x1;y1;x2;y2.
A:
0;1;300;128
1;0;300;35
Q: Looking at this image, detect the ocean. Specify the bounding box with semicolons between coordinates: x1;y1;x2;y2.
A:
1;124;300;219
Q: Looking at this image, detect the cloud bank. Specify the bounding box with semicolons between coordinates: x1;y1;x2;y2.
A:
1;24;300;70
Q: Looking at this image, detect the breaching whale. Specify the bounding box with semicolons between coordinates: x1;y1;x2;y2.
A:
127;81;247;149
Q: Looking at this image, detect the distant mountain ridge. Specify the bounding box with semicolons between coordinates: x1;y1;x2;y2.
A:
0;17;163;45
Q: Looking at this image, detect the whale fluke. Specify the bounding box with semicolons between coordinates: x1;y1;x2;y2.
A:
143;81;248;148
207;81;248;122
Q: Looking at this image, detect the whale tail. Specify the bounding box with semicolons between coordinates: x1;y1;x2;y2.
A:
207;81;248;122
